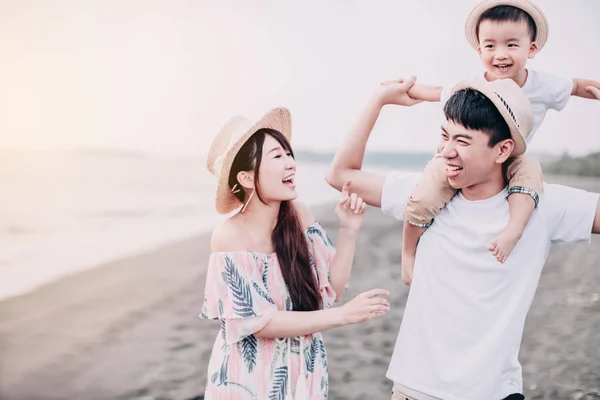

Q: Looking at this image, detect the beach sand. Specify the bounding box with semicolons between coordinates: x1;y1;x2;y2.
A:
1;175;599;400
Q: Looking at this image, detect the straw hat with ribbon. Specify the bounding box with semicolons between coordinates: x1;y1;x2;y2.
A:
451;78;534;156
465;0;549;52
206;107;292;214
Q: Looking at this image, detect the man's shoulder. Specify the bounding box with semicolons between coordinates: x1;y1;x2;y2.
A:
383;171;422;193
538;183;569;210
380;171;422;219
539;183;597;214
538;183;599;243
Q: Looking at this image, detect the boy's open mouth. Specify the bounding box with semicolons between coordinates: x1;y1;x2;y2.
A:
494;63;513;72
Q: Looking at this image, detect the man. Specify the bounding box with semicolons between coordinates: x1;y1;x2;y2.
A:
326;77;600;400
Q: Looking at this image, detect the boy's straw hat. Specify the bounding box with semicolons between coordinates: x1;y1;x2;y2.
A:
451;78;533;156
465;0;549;51
206;108;292;214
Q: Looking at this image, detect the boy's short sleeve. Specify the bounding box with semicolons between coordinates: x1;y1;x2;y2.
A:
381;171;422;220
531;70;573;111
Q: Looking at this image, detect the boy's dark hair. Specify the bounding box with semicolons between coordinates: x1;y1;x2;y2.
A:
476;5;537;43
444;88;511;148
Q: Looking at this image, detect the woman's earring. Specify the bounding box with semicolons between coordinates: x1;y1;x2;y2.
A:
240;188;255;213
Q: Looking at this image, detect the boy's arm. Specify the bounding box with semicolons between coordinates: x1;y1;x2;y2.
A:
586;85;600;101
571;78;600;99
407;83;443;102
326;77;421;207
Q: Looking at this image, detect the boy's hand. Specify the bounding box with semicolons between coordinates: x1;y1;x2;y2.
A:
375;76;423;107
586;86;600;101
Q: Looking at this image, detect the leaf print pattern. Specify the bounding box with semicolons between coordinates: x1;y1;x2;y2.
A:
318;338;326;358
262;256;270;289
200;295;210;319
253;281;275;305
306;224;331;246
321;376;329;396
309;253;321;287
304;336;319;373
217;299;226;341
227;381;255;397
217;354;229;386
268;366;288;400
239;334;258;373
224;255;256;318
221;269;227;284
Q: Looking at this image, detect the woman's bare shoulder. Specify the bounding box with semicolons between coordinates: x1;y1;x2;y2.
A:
211;217;246;252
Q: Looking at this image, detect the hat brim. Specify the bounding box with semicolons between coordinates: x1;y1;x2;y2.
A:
465;0;548;52
213;108;292;214
452;80;527;156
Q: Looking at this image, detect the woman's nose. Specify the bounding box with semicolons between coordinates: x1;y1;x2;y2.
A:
286;155;296;169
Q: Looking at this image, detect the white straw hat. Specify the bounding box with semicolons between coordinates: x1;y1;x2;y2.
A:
206;108;292;214
465;0;549;51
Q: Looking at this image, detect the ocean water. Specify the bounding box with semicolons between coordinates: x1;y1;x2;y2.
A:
0;149;407;301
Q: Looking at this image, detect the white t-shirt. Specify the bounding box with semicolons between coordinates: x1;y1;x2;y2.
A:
440;70;573;143
382;172;599;400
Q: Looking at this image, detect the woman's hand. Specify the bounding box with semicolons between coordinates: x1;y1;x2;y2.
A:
335;179;367;234
338;288;390;324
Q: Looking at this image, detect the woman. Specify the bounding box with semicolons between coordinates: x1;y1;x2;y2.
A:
201;108;390;399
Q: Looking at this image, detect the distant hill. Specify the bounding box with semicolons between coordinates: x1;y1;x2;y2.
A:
542;152;600;177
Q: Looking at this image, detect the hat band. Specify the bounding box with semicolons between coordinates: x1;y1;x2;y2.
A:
493;91;519;128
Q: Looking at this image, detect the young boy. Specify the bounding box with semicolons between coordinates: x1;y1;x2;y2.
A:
401;0;600;285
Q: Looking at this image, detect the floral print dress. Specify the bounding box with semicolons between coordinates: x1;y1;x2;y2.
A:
200;222;337;400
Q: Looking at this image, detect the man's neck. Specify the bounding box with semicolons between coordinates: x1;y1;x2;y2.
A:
461;171;507;201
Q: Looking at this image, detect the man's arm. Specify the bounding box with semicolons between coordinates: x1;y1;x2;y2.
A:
325;96;387;207
572;78;600;99
325;77;421;207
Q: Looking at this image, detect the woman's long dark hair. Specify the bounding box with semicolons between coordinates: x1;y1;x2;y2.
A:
228;128;321;311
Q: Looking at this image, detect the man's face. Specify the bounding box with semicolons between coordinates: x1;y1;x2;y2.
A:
477;19;537;81
439;121;507;190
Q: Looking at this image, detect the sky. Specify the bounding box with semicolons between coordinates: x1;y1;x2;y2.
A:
0;0;599;156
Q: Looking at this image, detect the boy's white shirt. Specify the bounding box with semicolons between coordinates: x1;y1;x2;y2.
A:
382;172;599;400
440;70;573;143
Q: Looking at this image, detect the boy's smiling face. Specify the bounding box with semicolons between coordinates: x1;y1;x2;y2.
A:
477;19;538;84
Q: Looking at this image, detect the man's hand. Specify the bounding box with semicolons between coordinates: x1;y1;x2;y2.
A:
374;76;423;107
586;86;600;100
